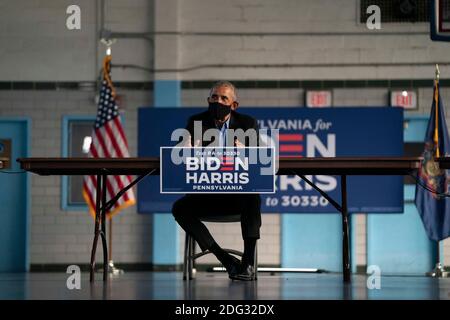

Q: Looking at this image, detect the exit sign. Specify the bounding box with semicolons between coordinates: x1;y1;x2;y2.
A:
306;90;332;108
390;91;417;109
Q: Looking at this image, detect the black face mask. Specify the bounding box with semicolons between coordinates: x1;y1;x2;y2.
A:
208;102;232;120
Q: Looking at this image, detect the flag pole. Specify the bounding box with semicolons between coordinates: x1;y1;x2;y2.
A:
434;64;440;158
107;217;123;275
98;39;123;276
426;64;449;278
426;241;448;277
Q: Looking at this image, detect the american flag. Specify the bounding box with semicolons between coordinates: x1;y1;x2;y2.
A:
82;56;135;218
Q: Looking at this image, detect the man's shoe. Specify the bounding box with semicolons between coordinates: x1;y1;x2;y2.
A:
225;256;241;278
229;264;256;281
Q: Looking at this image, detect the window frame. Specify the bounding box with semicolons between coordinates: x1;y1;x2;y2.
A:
61;115;96;211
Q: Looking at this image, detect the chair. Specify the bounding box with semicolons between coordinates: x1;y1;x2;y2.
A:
182;214;258;280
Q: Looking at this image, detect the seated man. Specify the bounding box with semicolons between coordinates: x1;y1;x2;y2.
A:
172;81;261;281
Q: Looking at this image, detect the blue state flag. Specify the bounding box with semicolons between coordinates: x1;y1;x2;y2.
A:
415;82;450;241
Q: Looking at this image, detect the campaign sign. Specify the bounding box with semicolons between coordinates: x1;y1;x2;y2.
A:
160;147;275;194
138;107;404;214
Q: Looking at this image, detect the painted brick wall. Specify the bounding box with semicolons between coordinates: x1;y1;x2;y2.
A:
2;0;450;82
0;0;153;81
178;0;450;80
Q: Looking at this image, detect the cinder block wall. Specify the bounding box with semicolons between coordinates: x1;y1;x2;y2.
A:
178;0;450;80
0;0;153;82
3;0;450;82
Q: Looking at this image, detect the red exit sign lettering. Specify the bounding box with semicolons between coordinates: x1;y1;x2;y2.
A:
306;91;332;108
390;91;417;109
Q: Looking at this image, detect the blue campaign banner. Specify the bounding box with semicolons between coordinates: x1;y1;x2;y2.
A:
138;107;404;214
160;147;275;193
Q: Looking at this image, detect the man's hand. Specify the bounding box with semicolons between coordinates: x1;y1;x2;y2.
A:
184;135;192;147
235;138;245;148
184;135;201;147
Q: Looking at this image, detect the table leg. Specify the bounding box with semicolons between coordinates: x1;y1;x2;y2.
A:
293;171;352;284
341;175;351;283
90;174;102;282
100;174;108;281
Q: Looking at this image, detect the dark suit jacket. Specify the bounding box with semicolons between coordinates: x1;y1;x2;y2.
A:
185;110;259;147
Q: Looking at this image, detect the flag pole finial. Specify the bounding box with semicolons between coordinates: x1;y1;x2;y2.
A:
100;38;116;56
100;38;117;97
436;64;440;82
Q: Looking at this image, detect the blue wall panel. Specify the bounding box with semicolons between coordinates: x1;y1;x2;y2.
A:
0;118;30;272
367;116;435;275
152;80;181;265
281;214;342;271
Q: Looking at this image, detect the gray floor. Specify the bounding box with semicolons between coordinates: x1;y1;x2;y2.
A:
0;271;449;300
